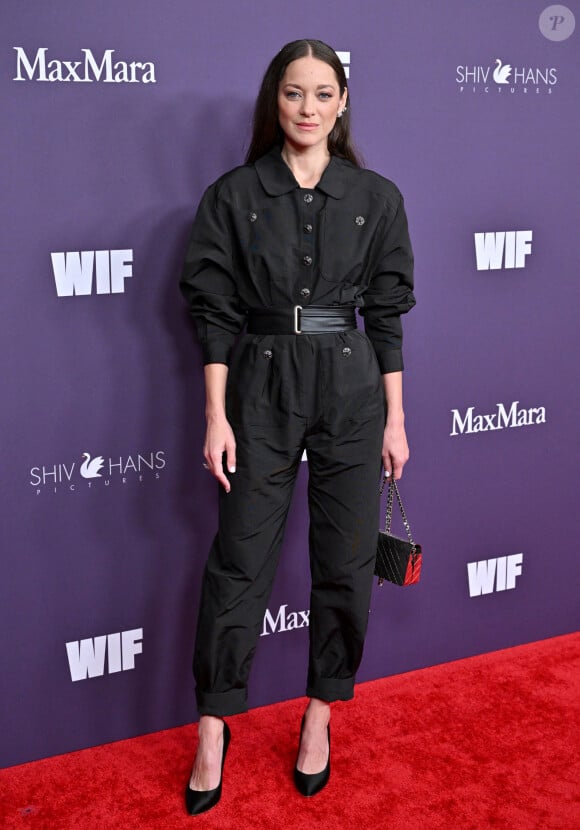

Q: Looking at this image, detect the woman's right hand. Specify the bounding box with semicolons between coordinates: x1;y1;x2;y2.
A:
203;414;237;493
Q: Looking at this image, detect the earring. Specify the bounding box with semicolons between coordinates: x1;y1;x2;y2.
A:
337;106;348;118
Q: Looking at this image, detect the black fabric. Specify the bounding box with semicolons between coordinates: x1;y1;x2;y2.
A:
180;147;415;374
182;148;416;717
193;330;386;716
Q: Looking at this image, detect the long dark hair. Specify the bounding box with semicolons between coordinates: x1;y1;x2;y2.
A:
245;39;362;166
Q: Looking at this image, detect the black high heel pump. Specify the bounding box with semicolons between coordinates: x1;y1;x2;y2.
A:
185;720;231;816
293;715;331;797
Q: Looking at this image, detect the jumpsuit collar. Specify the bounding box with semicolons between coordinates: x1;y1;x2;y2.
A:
255;147;348;199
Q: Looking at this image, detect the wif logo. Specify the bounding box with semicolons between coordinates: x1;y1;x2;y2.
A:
51;249;133;296
66;628;143;681
474;231;532;271
467;555;523;597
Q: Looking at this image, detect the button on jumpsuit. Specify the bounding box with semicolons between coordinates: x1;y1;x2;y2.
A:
180;147;416;717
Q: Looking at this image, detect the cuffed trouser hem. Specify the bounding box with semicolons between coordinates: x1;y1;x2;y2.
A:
305;676;355;703
196;688;248;718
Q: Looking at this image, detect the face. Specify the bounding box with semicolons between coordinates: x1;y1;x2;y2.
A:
277;55;348;152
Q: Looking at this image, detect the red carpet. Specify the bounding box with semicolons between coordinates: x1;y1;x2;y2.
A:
2;633;579;829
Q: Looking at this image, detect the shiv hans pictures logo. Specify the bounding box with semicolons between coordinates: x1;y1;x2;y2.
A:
474;231;533;271
456;59;557;94
51;249;133;297
13;47;156;83
66;628;143;681
30;450;166;495
467;555;523;597
260;603;310;637
450;401;546;436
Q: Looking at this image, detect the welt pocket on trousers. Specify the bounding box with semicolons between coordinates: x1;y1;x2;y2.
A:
324;334;383;423
226;338;283;426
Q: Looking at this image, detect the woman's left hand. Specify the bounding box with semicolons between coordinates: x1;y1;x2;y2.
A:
382;421;409;480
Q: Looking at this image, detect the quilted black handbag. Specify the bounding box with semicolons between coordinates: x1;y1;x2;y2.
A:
375;474;422;587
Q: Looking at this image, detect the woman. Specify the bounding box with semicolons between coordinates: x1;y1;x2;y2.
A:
180;39;415;815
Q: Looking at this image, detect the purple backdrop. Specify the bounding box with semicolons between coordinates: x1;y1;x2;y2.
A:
1;0;579;767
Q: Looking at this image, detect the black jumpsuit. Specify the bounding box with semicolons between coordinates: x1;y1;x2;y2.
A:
180;147;415;717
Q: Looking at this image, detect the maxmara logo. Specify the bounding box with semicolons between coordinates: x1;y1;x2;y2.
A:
13;47;156;84
260;603;310;637
30;450;166;494
450;401;546;436
456;59;557;94
474;231;533;271
66;628;143;681
51;249;133;296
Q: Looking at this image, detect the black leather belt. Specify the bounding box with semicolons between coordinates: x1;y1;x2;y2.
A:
247;305;356;335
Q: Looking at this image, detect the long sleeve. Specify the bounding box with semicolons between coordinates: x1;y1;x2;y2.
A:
180;182;247;365
359;194;416;373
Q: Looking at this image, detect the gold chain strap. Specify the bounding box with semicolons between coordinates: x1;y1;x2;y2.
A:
379;475;415;546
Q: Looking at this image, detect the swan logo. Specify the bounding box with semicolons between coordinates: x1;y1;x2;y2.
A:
30;449;166;494
456;60;557;94
492;59;512;85
80;453;105;479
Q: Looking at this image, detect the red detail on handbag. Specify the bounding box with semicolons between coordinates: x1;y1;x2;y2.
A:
403;549;422;585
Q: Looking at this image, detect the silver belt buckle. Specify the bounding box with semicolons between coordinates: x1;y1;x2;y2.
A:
293;305;302;334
